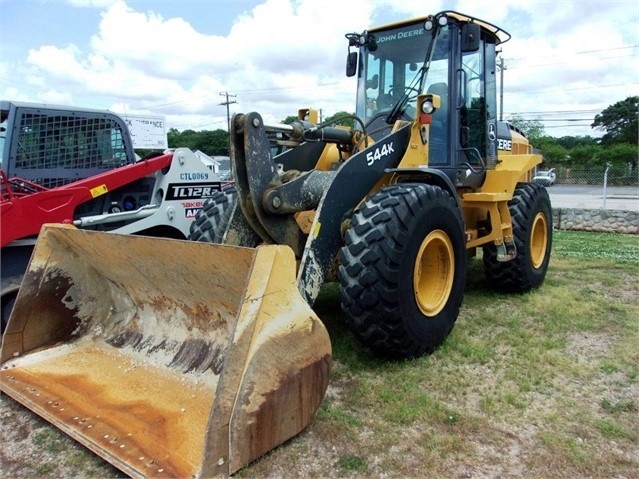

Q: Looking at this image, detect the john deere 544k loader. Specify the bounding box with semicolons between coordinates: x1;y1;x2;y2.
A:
0;11;552;478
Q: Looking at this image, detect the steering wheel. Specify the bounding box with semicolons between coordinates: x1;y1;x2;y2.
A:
388;85;420;102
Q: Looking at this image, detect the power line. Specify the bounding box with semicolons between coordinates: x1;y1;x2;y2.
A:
503;45;639;63
135;94;216;110
231;82;343;95
192;119;228;129
510;109;601;115
505;112;600;118
505;53;638;70
543;124;597;129
564;45;638;55
537;119;594;122
503;83;636;96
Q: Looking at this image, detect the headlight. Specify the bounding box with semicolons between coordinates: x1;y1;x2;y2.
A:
421;100;435;114
426;14;449;30
424;18;435;31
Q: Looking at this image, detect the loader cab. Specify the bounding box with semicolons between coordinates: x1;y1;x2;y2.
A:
348;11;509;188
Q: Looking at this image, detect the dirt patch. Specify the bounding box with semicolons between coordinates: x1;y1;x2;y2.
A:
0;393;125;478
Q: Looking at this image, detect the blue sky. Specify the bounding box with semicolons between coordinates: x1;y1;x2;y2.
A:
1;0;638;136
1;1;257;50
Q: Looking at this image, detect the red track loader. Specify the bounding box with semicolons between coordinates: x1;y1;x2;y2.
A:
1;101;223;330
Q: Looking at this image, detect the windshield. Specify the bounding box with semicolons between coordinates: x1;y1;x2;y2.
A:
356;20;450;124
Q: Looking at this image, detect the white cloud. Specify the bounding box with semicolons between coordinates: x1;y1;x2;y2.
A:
90;1;235;76
17;0;379;129
27;45;84;77
4;0;639;136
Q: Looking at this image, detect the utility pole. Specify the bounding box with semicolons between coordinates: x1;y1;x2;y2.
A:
219;92;237;130
497;57;507;121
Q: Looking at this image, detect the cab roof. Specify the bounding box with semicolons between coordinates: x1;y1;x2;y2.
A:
369;10;511;45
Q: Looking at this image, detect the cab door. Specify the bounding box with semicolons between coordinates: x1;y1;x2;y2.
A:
454;23;499;188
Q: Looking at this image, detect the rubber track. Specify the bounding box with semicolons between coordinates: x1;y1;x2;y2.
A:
188;186;237;243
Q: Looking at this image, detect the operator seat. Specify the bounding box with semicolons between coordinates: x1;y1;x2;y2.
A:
427;82;449;165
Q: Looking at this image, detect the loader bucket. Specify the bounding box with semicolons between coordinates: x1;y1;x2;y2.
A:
0;224;331;478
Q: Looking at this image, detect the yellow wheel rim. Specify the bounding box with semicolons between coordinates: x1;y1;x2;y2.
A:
530;212;548;269
413;230;455;317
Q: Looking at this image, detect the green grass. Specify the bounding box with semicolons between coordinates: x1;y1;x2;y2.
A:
24;425;125;478
244;229;639;478
552;229;639;265
8;229;639;479
336;454;367;473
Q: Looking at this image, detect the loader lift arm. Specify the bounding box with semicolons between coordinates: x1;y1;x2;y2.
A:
230;112;411;304
1;153;172;247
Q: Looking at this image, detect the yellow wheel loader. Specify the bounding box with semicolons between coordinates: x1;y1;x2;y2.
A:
0;11;552;478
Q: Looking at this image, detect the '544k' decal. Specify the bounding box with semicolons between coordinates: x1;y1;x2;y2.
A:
366;142;394;166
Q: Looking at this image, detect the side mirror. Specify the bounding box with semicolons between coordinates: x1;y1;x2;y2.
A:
461;23;480;52
346;51;358;77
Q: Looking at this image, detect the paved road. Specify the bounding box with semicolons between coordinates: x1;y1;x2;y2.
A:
548;185;639;211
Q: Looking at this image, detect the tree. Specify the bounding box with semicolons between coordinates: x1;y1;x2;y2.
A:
167;127;181;147
591;96;638;145
323;111;357;129
167;128;230;156
282;111;357;129
536;136;568;166
568;144;603;170
554;135;598;150
506;114;545;144
595;143;638;171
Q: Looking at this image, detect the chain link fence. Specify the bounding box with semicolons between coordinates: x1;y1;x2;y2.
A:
546;166;639;211
555;166;637;186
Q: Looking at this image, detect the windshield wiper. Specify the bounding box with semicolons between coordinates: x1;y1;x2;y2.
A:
386;26;438;125
385;95;410;125
385;66;426;125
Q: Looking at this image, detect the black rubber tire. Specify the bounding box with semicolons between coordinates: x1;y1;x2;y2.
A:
483;182;553;293
189;185;238;243
339;183;467;359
